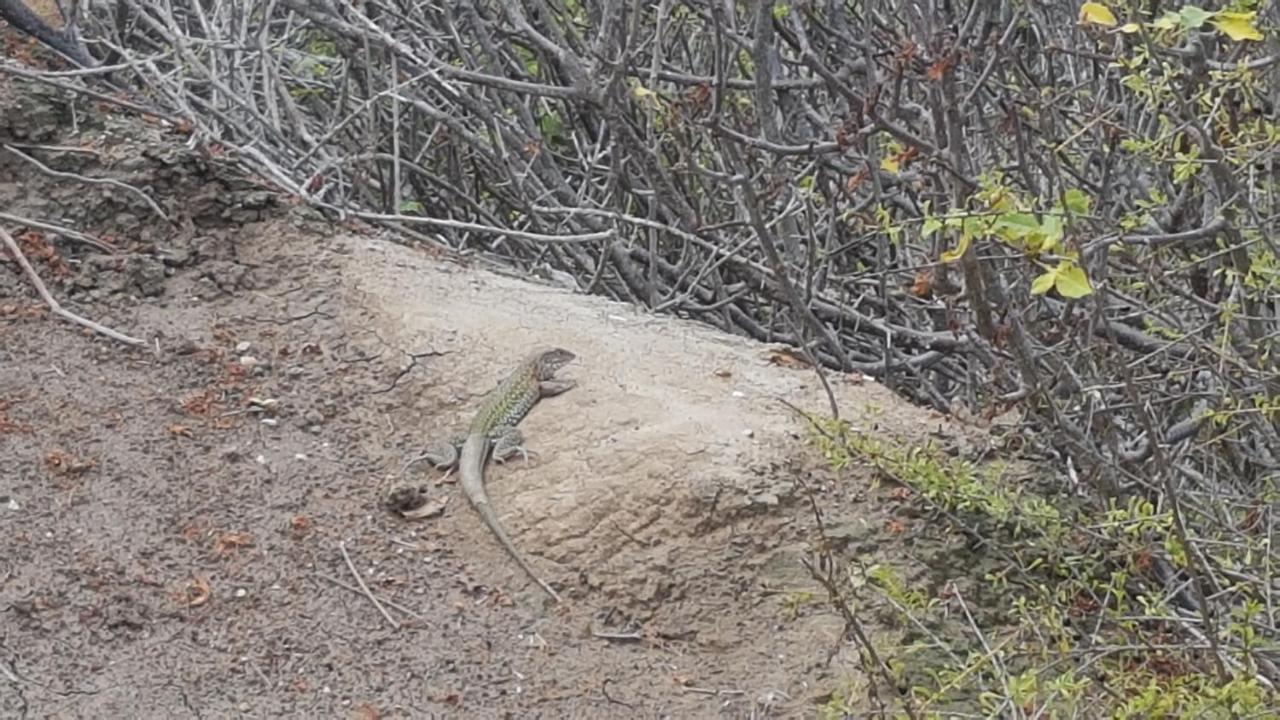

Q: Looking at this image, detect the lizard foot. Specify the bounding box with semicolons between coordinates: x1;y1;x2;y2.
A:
493;446;538;465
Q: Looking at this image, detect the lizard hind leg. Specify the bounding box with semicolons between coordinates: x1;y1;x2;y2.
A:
490;426;536;465
420;433;466;470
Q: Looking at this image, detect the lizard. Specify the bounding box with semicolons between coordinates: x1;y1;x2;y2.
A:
421;347;576;603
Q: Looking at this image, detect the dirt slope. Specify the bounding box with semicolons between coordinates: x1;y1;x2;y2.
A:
0;77;975;718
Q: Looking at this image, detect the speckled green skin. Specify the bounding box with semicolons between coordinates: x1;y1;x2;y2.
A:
423;348;576;602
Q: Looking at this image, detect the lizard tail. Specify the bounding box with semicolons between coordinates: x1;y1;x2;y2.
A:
459;437;563;603
469;495;564;603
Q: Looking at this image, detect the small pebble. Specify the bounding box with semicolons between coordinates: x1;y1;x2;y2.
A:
235;341;252;353
239;355;258;367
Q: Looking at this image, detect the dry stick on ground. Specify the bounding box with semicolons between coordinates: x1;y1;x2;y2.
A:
337;540;399;629
0;226;145;346
315;572;427;624
0;211;116;253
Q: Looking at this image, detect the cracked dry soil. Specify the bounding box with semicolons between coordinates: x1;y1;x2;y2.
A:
0;78;979;718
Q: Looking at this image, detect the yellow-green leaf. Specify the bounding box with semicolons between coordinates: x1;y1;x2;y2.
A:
1031;267;1058;295
1213;12;1263;42
1152;12;1179;30
1079;2;1117;27
881;156;901;173
1118;22;1141;34
940;233;972;263
1055;263;1094;298
1062;188;1090;215
922;216;943;237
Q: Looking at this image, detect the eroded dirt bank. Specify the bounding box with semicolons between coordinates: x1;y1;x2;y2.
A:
1;76;976;718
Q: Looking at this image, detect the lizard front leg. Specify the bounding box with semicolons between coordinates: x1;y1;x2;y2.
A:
538;379;576;398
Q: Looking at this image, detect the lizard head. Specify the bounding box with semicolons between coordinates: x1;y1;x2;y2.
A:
535;347;576;378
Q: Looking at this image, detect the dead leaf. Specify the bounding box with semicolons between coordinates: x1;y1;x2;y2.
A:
767;349;811;368
432;692;462;707
885;519;907;535
845;167;869;192
44;451;96;475
926;54;955;81
185;576;212;607
181;390;218;416
180;521;205;543
911;270;932;298
1136;548;1157;572
290;515;312;538
400;496;449;520
213;532;254;557
168;424;194;438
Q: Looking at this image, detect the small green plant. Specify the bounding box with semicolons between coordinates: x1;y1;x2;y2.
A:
798;412;1278;717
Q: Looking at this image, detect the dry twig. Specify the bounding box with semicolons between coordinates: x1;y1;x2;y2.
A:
337;540;399;629
0;226;144;346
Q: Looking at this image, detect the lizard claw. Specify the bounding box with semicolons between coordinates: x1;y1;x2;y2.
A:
493;446;537;465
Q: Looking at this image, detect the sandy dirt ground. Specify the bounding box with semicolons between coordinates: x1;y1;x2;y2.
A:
0;76;983;718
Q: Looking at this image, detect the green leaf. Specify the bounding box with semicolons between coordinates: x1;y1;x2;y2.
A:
1040;214;1064;252
1062;188;1090;214
1079;2;1117;27
922;216;943;237
1178;6;1213;30
398;200;424;213
961;215;989;239
994;212;1042;238
1031;266;1058;295
1055;262;1094;298
1152;12;1179;30
1213;12;1263;41
940;233;972;263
